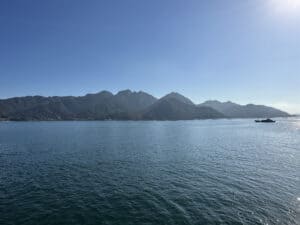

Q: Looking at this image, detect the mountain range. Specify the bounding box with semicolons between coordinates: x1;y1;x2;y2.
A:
0;90;290;121
199;100;290;118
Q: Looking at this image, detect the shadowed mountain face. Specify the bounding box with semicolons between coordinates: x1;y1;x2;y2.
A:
199;100;290;118
161;92;195;105
0;90;157;121
0;91;290;121
113;90;157;112
143;93;224;120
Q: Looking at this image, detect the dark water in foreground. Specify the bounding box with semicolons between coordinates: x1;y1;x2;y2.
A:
0;119;299;225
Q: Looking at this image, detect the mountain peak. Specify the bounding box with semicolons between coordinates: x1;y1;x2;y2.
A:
98;90;113;95
85;90;113;98
162;92;194;105
116;89;132;96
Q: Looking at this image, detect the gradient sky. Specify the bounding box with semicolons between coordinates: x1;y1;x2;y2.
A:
0;0;299;113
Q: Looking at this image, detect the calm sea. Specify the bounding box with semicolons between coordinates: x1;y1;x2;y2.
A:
0;118;299;225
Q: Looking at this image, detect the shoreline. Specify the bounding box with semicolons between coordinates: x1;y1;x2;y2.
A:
0;116;296;122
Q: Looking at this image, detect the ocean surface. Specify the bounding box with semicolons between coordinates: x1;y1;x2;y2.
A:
0;118;299;225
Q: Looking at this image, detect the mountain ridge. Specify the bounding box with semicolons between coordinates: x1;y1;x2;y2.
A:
0;90;290;121
199;100;289;118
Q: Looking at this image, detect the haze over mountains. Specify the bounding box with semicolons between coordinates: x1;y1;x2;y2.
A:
199;100;290;119
0;90;290;121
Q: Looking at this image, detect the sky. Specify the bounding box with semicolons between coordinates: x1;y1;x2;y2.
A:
0;0;299;113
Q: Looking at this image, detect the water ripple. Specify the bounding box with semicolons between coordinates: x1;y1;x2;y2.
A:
0;119;299;225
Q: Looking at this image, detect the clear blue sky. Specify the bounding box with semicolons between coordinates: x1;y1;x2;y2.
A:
0;0;299;113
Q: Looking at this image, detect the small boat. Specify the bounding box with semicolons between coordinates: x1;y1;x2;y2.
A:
255;118;276;123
